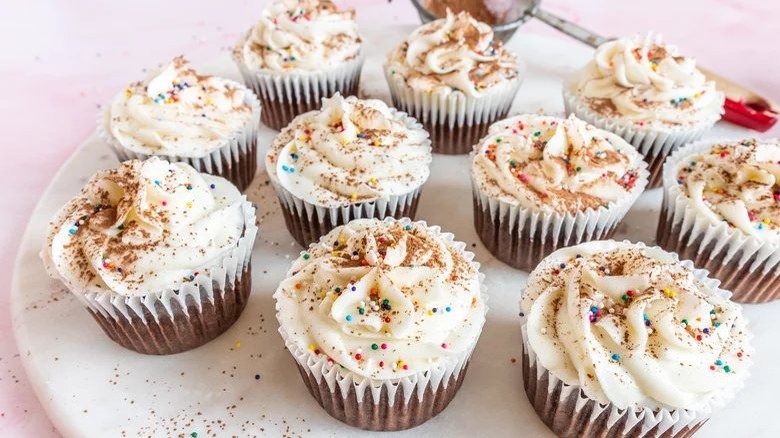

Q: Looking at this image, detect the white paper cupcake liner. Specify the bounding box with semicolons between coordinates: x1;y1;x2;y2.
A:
235;50;364;130
267;108;431;247
98;85;261;191
43;197;258;354
384;63;524;154
275;217;488;430
562;85;722;187
471;152;649;271
520;242;751;436
657;138;780;302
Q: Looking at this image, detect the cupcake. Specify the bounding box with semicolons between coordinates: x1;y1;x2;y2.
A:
384;10;522;155
563;34;724;187
266;93;432;247
41;157;258;355
521;240;752;437
100;56;261;191
657;138;780;303
274;218;487;430
233;0;363;130
471;114;648;271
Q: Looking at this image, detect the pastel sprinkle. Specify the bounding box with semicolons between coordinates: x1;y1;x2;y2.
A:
611;353;621;361
345;315;353;322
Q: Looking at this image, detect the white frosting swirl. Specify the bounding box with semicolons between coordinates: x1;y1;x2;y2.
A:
235;0;361;72
275;219;486;379
521;240;752;410
266;94;431;208
107;56;253;156
385;10;518;96
676;138;780;243
571;34;723;128
472;114;644;214
44;157;245;297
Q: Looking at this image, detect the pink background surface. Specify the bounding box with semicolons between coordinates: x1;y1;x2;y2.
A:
1;1;778;435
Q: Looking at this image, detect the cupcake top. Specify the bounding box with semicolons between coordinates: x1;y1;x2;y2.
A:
521;240;752;410
234;0;361;72
266;94;432;208
471;114;645;214
275;219;487;380
106;56;254;157
385;10;519;97
675;138;780;243
569;34;723;128
43;157;246;297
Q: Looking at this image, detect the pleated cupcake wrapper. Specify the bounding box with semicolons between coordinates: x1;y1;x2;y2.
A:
98;85;261;191
275;217;489;430
235;51;364;130
471;159;649;271
520;245;750;436
271;179;421;248
383;63;523;155
657;138;780;303
68;199;258;354
268;107;431;247
562;86;721;188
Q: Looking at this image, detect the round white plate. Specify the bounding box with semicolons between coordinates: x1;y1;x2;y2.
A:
12;28;780;437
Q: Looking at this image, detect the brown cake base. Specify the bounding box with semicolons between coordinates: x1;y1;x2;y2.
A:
473;197;617;271
522;348;705;437
200;140;257;192
88;266;252;355
656;213;780;303
644;150;668;189
389;97;509;155
278;193;422;248
294;361;469;431
254;80;360;131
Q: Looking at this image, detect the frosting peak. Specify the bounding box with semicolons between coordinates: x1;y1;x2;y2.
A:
107;56;253;156
235;0;361;72
676;138;780;243
472;114;645;213
522;241;752;410
44;158;246;297
275;219;486;380
266;94;432;208
571;34;724;128
386;10;518;96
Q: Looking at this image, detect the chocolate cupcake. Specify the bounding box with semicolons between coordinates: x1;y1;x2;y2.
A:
471;114;648;271
384;10;522;154
233;0;363;130
100;56;260;191
274;218;487;430
521;240;753;437
563;34;724;187
41;157;258;355
266;94;431;247
657;138;780;303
